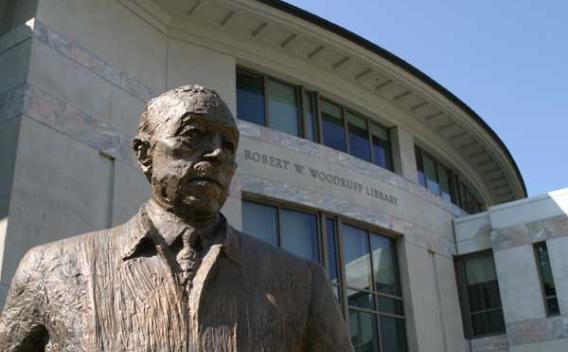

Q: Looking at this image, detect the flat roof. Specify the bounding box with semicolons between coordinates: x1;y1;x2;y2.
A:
258;0;527;197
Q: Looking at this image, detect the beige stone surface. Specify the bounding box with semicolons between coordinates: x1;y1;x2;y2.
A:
1;117;111;287
494;245;546;323
36;0;167;93
28;39;112;122
109;85;146;138
455;212;492;254
166;38;237;114
510;338;568;352
390;126;418;183
110;160;149;226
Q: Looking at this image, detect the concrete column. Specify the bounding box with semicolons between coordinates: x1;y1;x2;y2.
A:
390;126;418;183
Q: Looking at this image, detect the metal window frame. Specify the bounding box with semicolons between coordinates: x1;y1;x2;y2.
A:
533;241;560;317
454;250;506;339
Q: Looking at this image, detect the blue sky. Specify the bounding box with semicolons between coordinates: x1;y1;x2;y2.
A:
286;0;567;197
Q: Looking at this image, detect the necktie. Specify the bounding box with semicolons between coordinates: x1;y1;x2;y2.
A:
176;230;201;286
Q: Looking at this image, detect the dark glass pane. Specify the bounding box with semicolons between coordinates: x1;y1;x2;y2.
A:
347;289;375;310
242;201;277;246
237;71;265;125
379;315;407;352
464;253;502;312
371;123;391;170
280;208;319;262
535;242;557;297
303;90;317;141
437;164;451;202
471;310;505;336
321;100;346;152
347;112;371;162
267;79;300;136
342;224;372;291
326;218;339;285
415;148;426;187
331;284;341;302
349;309;380;352
547;297;560;316
370;234;399;295
423;153;439;195
377;296;404;316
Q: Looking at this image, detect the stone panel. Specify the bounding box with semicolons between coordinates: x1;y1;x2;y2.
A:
455;213;492;255
507;315;568;346
390;126;418;183
510;337;568;352
492;215;568;251
36;0;167;94
469;334;509;352
111;161;149;226
494;246;546;323
28;39;112;122
167;38;237;114
109;85;146;139
1;117;111;288
546;236;568;316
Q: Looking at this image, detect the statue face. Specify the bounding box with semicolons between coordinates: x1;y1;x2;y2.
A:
140;94;238;221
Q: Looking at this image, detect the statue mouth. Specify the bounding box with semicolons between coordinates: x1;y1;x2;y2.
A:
189;176;225;190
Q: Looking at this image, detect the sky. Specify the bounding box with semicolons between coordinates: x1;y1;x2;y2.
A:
285;0;567;197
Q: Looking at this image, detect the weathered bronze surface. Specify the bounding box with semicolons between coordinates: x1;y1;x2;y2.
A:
0;86;353;351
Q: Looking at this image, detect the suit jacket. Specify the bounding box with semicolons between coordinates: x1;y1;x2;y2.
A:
0;204;353;351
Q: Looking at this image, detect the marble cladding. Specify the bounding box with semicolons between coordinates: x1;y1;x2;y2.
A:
492;215;568;251
1;19;155;102
507;316;568;346
238;120;467;219
469;334;509;352
0;85;25;126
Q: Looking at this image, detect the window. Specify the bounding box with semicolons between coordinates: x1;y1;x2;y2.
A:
236;68;394;172
456;251;505;338
534;242;560;316
242;198;407;352
415;146;483;214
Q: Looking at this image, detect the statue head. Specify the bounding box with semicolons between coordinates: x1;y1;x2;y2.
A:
133;85;239;225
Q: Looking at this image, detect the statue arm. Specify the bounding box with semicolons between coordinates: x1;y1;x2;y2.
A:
303;263;353;352
0;248;49;351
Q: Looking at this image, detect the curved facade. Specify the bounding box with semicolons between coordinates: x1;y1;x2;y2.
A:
0;1;545;352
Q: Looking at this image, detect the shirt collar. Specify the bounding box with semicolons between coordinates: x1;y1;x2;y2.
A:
121;202;241;265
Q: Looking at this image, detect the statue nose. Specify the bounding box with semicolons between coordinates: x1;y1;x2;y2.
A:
202;136;224;162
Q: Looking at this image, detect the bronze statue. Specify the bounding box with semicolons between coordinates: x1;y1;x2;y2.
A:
0;86;353;351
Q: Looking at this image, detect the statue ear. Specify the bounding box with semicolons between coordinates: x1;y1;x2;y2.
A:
133;137;152;179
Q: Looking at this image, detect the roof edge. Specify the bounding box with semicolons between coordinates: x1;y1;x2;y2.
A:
256;0;527;198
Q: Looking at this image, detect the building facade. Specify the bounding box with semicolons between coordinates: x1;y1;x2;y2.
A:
0;0;565;351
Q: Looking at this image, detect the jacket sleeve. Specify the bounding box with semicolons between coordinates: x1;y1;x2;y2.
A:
303;263;353;352
0;247;49;351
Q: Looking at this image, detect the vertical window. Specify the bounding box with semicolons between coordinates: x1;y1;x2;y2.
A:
534;242;560;316
236;70;265;125
456;252;505;338
303;90;318;142
343;223;407;352
347;111;371;162
242;201;278;246
437;164;452;203
326;218;341;298
422;153;439;195
321;100;347;152
371;123;392;171
416;147;426;187
266;79;300;136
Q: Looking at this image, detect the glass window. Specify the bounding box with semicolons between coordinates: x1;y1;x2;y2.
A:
242;201;278;246
349;309;380;352
236;71;265;125
457;252;505;337
326;218;340;286
415;148;426;187
303;90;318;142
380;315;407;352
280;208;319;262
342;223;372;291
321;100;346;152
371;234;399;295
347;111;371;162
371;123;392;170
423;153;439;195
437;164;452;203
267;79;300;136
534;242;560;316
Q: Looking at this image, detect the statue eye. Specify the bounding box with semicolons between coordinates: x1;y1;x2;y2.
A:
223;141;235;153
186;127;204;138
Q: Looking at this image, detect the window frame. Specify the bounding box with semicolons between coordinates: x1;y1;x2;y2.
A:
455;250;506;339
241;195;407;351
236;67;394;171
533;241;560;317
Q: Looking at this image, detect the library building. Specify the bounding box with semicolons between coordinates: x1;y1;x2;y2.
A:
1;0;567;351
